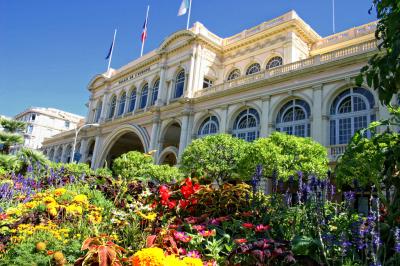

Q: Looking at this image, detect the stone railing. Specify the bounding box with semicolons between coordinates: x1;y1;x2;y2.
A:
327;144;348;161
224;12;293;45
195;40;377;98
312;21;377;50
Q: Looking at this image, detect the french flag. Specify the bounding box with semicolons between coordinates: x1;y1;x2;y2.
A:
141;13;148;43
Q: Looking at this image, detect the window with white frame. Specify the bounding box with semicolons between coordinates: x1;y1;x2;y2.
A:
198;116;219;137
266;56;283;70
276;99;311;137
246;63;261;75
203;77;213;88
108;95;117;119
118;92;127;116
30;113;36;121
128;89;137;112
227;69;241;81
329;87;376;145
174;70;185;98
233;108;260;142
151;80;159;106
64;121;70;128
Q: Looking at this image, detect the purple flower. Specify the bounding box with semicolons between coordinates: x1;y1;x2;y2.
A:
394;228;400;253
344;191;355;202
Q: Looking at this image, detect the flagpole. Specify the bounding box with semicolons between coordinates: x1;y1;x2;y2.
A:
186;0;192;30
332;0;336;33
107;29;117;72
141;5;150;57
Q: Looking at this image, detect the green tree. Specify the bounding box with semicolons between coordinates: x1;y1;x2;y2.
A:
180;134;249;183
355;0;400;104
0;117;25;154
241;132;329;180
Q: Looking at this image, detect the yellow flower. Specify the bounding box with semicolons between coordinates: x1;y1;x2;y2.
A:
329;225;337;231
136;211;157;221
25;201;39;209
53;188;67;196
132;247;165;266
66;204;83;216
43;196;56;205
182;257;203;266
164;255;186;266
73;194;89;206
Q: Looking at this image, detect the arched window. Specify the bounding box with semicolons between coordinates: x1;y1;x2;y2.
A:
233;108;260;142
151;80;159;106
140;84;148;109
227;69;241;81
108;95;117;119
198;116;219;137
330;87;376;145
276;99;311;137
94;101;102;123
128;89;137;112
266;56;283;70
117;92;126;116
246;63;261;75
174;70;185;98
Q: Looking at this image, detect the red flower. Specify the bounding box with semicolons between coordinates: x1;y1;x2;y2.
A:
159;185;171;201
179;199;190;209
242;223;254;229
168;200;177;209
255;224;271;232
193;183;201;192
190;198;198;205
234;238;248;244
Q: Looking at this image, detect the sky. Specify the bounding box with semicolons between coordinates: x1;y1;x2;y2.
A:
0;0;377;118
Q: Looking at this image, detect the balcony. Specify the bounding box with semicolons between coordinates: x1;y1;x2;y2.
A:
327;144;348;161
194;40;377;98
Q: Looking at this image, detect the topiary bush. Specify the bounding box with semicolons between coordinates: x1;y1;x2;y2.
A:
180;134;249;182
112;151;153;180
147;164;183;183
241;132;329;180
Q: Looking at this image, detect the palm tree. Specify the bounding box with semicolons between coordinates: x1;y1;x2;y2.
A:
0;118;25;154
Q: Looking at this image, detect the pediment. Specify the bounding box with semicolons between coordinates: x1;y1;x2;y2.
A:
159;30;196;51
87;74;107;91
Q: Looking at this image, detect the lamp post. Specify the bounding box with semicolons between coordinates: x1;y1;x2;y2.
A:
71;123;100;163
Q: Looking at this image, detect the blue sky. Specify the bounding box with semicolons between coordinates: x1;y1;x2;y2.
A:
0;0;376;117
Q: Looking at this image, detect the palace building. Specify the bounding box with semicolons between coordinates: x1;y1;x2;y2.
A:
41;10;390;168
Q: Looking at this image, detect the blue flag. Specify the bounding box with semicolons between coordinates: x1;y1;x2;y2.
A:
105;39;114;60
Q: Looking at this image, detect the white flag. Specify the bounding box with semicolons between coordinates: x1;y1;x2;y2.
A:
178;0;189;16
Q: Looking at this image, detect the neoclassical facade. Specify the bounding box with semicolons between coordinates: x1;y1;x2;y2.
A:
42;11;392;168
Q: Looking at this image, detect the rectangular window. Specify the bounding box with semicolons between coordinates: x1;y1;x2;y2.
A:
330;120;336;145
65;121;70;128
27;125;33;134
339;118;352;144
203;78;213;89
31;114;36;121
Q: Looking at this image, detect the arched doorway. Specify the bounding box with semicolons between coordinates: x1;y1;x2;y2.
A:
104;132;145;168
158;146;179;166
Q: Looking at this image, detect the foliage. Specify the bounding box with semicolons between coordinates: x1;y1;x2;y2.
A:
0;117;25;155
16;148;49;174
95;167;113;177
355;0;400;104
241;132;329;180
0;153;21;172
180;134;249;183
75;235;126;266
112;151;182;183
112;151;153;180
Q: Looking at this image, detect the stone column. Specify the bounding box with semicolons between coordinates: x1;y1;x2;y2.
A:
312;85;323;144
157;55;168;106
60;145;67;163
185;46;197;98
91;133;102;169
260;96;271;137
218;105;229;133
100;93;109;122
186;113;194;146
178;113;190;159
149;113;161;151
192;44;202;95
86;97;94;123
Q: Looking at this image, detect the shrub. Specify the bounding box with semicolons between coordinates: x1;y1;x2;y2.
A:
94;167;112;177
241;132;329;180
180;134;249;182
148;164;183;183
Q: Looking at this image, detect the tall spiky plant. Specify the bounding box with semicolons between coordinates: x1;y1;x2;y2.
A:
0;117;25;154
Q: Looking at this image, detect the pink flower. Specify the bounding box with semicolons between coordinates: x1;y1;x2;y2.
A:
185;216;199;224
192;225;206;232
199;229;216;237
187;250;201;258
255;224;271;232
174;231;192;243
234;238;248;244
